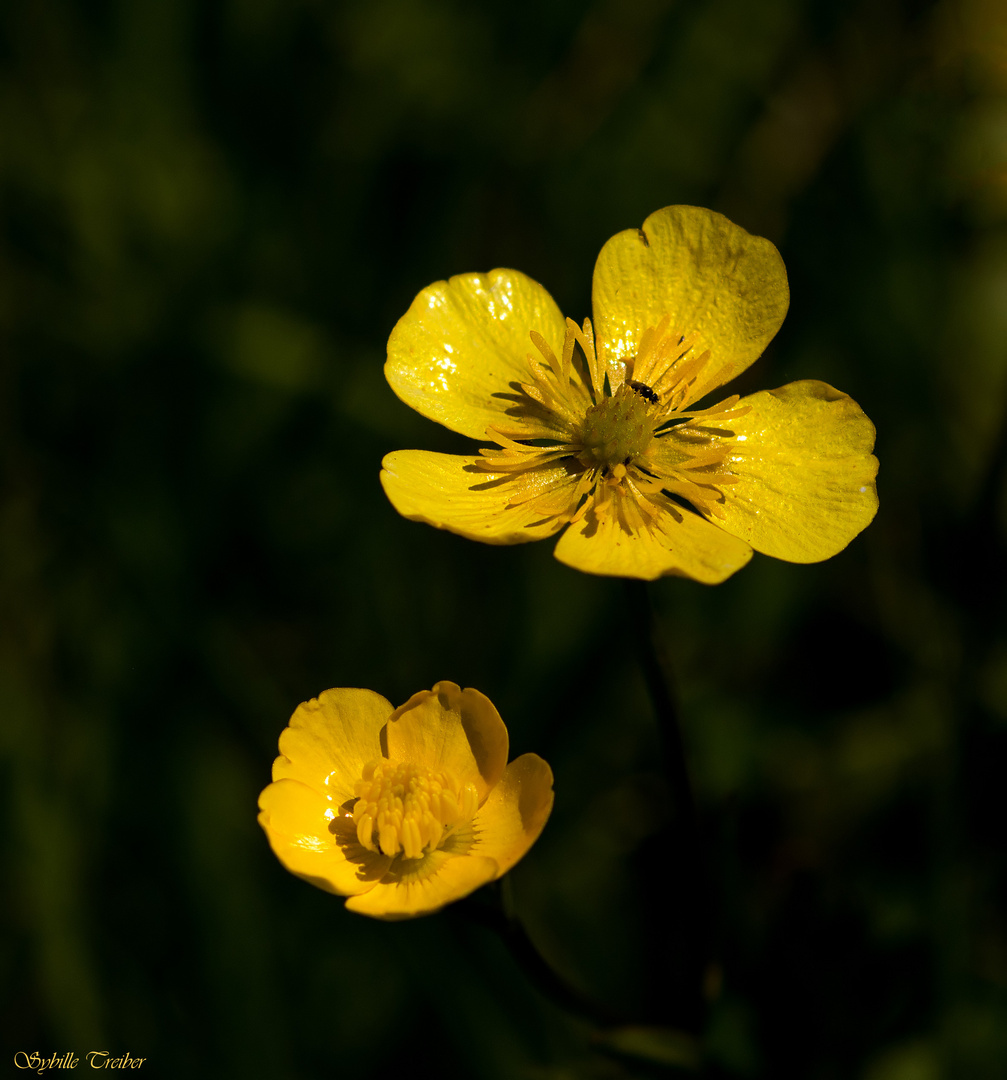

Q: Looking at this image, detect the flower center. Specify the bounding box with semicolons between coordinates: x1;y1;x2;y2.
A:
577;383;655;470
352;759;479;860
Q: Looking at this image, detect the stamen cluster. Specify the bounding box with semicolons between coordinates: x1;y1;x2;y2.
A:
353;759;479;860
474;316;750;530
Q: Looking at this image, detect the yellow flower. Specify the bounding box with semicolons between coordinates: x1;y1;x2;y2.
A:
257;681;554;920
381;205;879;582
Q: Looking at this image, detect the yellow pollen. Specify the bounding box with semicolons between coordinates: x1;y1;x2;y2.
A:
577;383;655;470
352;759;479;860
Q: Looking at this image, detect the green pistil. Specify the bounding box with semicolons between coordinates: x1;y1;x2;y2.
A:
578;384;655;469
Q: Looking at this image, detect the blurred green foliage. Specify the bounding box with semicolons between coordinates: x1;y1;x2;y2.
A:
2;0;1005;1076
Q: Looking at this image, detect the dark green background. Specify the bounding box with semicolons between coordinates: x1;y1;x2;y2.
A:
3;0;1005;1076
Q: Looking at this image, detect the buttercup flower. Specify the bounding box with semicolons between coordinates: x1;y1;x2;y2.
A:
381;205;878;581
258;681;554;919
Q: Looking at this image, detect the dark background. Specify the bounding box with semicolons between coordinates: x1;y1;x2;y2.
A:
2;0;1005;1076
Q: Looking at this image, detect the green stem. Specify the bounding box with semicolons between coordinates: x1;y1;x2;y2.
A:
623;581;698;834
452;882;625;1028
623;579;711;1036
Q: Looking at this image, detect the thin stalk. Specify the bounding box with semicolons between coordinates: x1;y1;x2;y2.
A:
452;882;625;1028
623;581;697;835
623;579;711;1037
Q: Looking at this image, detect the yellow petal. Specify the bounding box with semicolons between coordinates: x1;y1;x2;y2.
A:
592;206;789;403
381;450;575;544
470;753;554;875
272;688;391;803
257;779;391;896
711;380;879;561
385;269;569;440
344;850;500;920
385;682;509;802
553;493;753;582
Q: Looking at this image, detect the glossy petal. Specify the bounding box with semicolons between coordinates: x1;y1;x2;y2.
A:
385;682;509;802
592;206;789;402
385;270;568;440
381;450;574;544
258;779;391;896
471;753;554;875
553;494;753;582
272;688;391;804
345;850;500;920
710;380;879;561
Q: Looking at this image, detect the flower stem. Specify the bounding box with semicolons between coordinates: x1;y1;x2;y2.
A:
452;881;625;1028
623;579;711;1036
623;581;697;833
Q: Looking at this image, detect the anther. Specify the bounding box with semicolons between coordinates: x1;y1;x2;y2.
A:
352;760;478;860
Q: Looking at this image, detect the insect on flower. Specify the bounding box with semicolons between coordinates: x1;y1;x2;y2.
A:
628;381;660;405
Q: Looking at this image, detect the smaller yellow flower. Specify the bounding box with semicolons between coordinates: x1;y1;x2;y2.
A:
258;681;554;920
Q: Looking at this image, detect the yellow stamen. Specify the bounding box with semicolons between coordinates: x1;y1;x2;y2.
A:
467;311;750;535
353;760;479;861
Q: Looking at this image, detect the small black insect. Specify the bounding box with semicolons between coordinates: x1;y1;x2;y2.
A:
628;380;659;405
